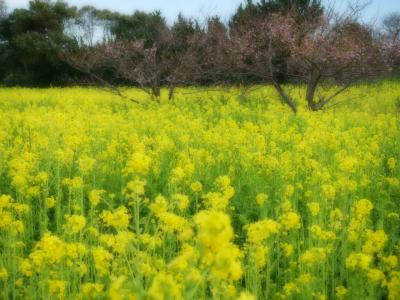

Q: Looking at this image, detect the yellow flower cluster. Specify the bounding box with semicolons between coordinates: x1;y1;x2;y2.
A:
0;84;398;299
100;206;131;229
246;219;280;244
64;214;87;234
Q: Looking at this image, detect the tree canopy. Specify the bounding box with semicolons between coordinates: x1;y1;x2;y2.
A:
0;0;398;92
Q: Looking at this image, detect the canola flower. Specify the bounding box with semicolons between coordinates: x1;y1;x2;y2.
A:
0;83;399;299
100;206;131;229
64;214;87;234
89;189;105;207
246;219;280;244
256;193;268;206
307;202;320;216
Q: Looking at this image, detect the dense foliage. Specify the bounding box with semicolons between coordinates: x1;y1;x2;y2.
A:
0;82;399;299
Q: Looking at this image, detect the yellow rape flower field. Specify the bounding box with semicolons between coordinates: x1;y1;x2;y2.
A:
0;82;399;299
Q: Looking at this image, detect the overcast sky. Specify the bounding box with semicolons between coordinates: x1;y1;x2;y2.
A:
4;0;400;23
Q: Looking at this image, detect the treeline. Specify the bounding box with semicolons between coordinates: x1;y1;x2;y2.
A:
0;0;399;109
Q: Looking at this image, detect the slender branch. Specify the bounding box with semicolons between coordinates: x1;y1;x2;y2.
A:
70;64;142;104
324;94;364;110
319;81;352;108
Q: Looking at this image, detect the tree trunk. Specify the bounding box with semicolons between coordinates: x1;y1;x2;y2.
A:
168;84;175;100
272;80;298;114
305;72;321;111
153;86;160;98
268;47;297;114
151;79;161;102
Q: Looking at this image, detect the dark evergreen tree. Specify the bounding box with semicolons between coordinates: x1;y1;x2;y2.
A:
1;0;77;86
109;10;168;46
230;0;323;34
